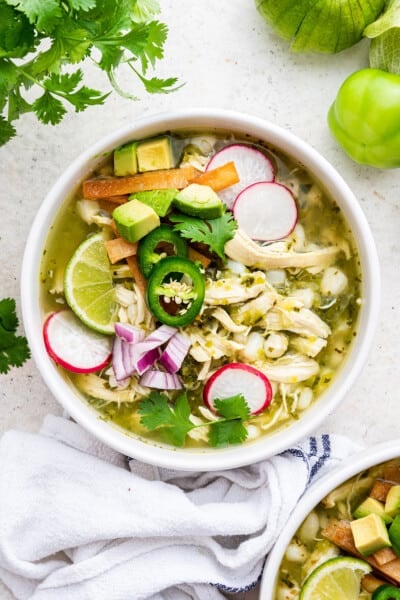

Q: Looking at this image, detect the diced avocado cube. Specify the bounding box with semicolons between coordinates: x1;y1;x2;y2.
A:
174;183;224;219
350;513;391;556
114;142;138;176
353;497;393;524
113;200;160;243
385;485;400;517
129;189;177;217
136;137;174;172
389;514;400;556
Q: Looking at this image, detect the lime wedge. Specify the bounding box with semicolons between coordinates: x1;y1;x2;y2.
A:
300;557;372;600
64;233;118;335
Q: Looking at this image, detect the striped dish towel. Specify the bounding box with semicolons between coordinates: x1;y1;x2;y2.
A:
0;415;360;600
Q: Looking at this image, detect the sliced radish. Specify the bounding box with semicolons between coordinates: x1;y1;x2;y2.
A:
203;363;272;415
233;181;298;241
43;311;112;374
206;144;274;208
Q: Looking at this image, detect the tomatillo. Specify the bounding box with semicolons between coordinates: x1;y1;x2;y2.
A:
146;256;205;327
138;225;188;278
328;68;400;169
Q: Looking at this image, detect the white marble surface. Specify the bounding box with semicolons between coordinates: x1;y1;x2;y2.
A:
1;1;399;598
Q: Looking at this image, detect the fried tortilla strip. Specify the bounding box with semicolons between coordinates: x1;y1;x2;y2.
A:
362;573;391;593
370;480;394;503
83;166;199;199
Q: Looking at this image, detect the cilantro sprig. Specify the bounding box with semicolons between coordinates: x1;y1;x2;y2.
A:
0;298;30;374
138;391;250;447
0;0;180;145
169;209;238;261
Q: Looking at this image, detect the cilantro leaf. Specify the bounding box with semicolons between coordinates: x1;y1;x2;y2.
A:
170;210;238;261
8;87;31;121
213;394;251;420
208;419;248;447
0;298;18;331
67;87;110;111
0;0;178;146
66;0;96;11
0;115;16;144
0;4;35;58
138;391;194;447
139;391;252;449
0;298;30;374
32;91;66;124
208;395;250;447
132;0;160;23
5;0;63;33
131;67;181;94
44;70;83;93
138;20;168;72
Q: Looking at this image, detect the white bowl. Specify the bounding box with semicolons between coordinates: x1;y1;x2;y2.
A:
21;108;380;471
260;440;400;599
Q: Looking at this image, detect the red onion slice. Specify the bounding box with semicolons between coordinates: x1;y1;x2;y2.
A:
159;332;191;373
140;369;183;390
114;322;145;344
132;325;178;375
112;336;128;382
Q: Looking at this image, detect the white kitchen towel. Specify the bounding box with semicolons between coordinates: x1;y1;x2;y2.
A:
0;414;361;600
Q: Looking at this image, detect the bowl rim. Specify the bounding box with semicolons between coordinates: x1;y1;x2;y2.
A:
21;108;381;471
260;439;400;598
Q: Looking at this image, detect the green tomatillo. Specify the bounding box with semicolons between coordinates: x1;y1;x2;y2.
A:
328;68;400;168
255;0;385;53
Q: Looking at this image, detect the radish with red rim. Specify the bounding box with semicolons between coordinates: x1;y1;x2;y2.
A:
43;311;112;374
203;363;273;415
206;144;274;208
233;181;298;241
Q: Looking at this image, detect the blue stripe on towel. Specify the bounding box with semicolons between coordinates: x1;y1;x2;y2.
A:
212;569;262;593
309;434;331;481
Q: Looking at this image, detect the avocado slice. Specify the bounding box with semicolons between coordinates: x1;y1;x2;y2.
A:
389;515;400;556
174;183;224;219
385;485;400;517
114;142;138;176
350;513;391;556
136;137;174;172
129;189;177;217
353;497;393;524
113;199;160;243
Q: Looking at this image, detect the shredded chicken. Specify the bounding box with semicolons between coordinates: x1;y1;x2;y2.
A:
225;228;341;269
75;373;138;405
233;290;277;325
188;330;244;362
263;305;331;339
257;353;320;383
212;307;249;333
204;271;266;305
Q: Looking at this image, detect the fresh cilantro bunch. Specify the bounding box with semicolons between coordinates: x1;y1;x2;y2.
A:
0;298;30;374
138;391;250;447
0;0;179;145
169;209;238;261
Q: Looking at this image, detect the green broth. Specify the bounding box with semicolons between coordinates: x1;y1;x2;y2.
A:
40;129;362;448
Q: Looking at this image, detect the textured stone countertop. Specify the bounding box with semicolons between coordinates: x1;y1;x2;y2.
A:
1;1;399;598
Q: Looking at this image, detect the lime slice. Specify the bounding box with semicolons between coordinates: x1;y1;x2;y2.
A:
64;233;118;335
300;557;372;600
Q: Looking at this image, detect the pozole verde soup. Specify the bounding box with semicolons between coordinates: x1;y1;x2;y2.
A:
275;459;400;599
40;129;361;449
